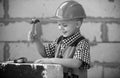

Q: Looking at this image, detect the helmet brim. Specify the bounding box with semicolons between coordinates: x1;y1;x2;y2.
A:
49;17;71;22
50;16;85;22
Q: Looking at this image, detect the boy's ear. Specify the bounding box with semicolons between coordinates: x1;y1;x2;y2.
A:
78;21;82;26
76;21;82;28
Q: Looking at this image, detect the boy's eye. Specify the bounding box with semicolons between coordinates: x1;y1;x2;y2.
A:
58;23;61;26
58;23;68;27
62;24;68;27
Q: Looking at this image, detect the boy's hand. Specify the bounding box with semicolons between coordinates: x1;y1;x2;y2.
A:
28;31;39;42
34;58;53;64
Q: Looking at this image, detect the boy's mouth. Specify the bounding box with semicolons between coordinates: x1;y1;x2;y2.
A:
62;31;67;34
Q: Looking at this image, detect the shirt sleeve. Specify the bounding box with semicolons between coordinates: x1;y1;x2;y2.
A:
44;36;62;58
73;39;90;69
44;42;56;58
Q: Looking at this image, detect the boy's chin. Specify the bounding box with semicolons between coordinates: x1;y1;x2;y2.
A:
62;34;67;37
62;34;70;37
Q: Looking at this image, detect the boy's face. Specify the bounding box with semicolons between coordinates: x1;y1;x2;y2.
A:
57;20;80;37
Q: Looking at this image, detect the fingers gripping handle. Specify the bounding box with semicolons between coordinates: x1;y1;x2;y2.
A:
28;18;40;41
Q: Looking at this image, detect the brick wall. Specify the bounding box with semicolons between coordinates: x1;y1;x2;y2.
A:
0;0;120;78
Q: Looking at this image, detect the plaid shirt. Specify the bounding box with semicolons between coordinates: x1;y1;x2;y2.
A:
44;32;90;69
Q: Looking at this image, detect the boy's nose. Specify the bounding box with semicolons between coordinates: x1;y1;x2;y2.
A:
58;25;64;30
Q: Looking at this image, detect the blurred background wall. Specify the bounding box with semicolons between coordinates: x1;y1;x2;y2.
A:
0;0;120;78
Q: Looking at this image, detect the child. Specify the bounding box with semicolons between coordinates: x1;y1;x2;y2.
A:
30;0;90;78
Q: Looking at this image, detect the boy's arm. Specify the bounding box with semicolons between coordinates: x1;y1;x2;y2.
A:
34;58;82;68
34;39;46;57
28;29;46;57
51;58;82;68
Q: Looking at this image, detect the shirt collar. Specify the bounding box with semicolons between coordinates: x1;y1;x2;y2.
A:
61;31;81;45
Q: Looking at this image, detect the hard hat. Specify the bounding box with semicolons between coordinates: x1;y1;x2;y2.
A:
52;0;86;21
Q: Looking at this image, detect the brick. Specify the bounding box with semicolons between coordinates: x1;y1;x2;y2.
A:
46;64;63;78
0;22;60;42
76;0;120;18
3;0;120;18
3;43;10;61
104;68;120;78
0;43;4;61
0;22;32;41
81;23;102;42
41;23;61;41
88;66;103;78
9;43;42;61
89;43;120;78
9;0;64;18
0;1;4;17
8;0;120;18
88;65;120;78
107;23;120;41
90;43;120;62
82;23;120;42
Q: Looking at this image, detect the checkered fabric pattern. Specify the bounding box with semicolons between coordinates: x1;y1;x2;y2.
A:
74;39;90;69
44;32;90;69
